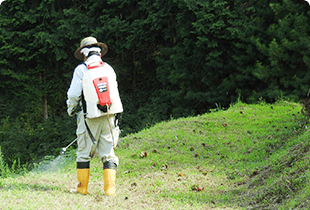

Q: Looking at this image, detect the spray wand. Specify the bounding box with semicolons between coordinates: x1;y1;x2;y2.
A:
60;138;78;155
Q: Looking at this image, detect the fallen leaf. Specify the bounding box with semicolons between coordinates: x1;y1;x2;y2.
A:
178;173;183;177
139;151;147;158
253;170;259;175
191;185;198;191
197;187;204;191
191;185;204;192
161;164;168;170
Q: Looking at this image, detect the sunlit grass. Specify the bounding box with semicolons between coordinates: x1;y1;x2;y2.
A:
1;100;309;209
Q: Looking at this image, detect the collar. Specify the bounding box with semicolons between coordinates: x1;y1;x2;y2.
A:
84;55;102;66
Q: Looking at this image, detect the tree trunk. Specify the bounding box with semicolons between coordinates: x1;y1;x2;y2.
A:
43;94;48;119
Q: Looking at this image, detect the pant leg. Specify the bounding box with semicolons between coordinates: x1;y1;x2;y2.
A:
76;113;119;165
90;115;119;166
76;112;96;162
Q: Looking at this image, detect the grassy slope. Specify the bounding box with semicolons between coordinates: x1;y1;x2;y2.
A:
1;100;310;209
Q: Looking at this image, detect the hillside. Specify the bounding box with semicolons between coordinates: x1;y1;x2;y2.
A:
1;100;309;209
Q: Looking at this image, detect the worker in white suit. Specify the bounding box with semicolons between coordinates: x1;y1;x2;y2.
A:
67;36;123;196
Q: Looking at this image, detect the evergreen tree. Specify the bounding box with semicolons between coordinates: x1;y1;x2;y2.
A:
0;0;89;119
252;0;310;101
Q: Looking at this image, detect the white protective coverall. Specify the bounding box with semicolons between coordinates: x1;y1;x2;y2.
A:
67;54;123;165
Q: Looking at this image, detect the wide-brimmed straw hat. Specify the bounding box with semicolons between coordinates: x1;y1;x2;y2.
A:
74;36;108;60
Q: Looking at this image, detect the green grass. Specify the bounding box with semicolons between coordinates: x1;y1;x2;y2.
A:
1;100;310;209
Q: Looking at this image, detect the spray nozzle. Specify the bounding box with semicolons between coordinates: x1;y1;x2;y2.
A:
60;138;77;155
60;148;66;155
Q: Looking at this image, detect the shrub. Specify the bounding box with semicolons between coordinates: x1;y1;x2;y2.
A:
0;113;76;167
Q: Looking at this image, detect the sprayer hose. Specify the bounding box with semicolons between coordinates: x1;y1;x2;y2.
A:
106;104;115;149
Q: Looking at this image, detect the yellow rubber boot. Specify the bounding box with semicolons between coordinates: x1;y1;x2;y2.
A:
77;168;89;195
103;169;116;196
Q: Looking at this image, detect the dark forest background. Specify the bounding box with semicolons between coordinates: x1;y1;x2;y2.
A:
1;0;310;166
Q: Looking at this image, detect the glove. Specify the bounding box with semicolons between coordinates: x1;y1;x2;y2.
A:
68;106;77;116
97;103;112;113
67;97;80;116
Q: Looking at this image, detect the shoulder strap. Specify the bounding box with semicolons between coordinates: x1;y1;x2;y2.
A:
81;66;97;145
83;61;104;70
84;119;97;145
80;90;96;145
81;90;87;115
